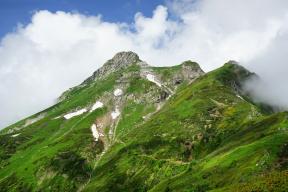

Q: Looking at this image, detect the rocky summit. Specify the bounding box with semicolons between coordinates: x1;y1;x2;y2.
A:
81;51;143;84
0;52;287;192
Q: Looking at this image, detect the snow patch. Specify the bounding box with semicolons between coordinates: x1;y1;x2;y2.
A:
114;88;123;97
91;124;103;141
64;108;87;119
11;133;20;137
90;101;104;112
111;107;120;120
146;74;162;87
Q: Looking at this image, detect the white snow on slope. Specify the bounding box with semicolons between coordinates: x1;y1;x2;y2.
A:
90;101;104;112
53;116;62;120
114;89;123;97
111;107;120;120
91;124;103;141
146;74;162;87
64;108;87;119
11;133;21;137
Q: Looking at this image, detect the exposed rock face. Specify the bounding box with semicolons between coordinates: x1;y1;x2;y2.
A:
82;51;141;84
172;61;205;85
181;61;205;81
110;51;140;67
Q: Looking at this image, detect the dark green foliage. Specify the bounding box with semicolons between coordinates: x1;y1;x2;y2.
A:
50;151;92;182
0;173;32;192
276;142;288;169
0;134;28;162
126;77;154;94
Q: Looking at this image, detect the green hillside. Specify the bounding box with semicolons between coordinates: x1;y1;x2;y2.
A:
0;52;287;192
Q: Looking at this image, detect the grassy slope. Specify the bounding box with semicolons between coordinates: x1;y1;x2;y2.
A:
0;63;172;191
0;63;287;191
84;63;288;191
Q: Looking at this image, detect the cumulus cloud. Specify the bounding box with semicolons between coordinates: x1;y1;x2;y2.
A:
1;0;288;128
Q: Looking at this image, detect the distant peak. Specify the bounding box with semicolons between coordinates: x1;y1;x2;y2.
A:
224;60;249;73
112;51;139;59
110;51;140;66
104;51;142;71
216;61;255;87
227;60;239;65
180;60;202;68
80;51;142;85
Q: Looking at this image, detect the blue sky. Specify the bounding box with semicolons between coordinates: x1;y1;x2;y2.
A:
1;0;288;129
0;0;165;38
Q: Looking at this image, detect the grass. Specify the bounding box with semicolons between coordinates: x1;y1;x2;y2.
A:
0;62;287;191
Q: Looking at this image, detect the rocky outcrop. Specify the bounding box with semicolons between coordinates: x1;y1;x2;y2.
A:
172;61;204;85
82;51;142;84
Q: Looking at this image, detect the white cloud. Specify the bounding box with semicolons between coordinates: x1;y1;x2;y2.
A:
1;1;288;128
243;24;288;110
0;11;134;128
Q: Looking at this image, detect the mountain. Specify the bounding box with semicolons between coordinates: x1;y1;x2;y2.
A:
0;52;287;192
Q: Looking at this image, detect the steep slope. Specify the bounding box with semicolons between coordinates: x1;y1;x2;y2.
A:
83;63;288;192
0;52;287;191
0;52;204;191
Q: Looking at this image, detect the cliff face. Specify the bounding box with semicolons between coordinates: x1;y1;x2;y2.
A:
0;52;287;192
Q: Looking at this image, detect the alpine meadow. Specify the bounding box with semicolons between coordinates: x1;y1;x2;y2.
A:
0;0;288;192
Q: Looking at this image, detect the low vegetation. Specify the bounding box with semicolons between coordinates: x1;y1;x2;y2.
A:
0;53;287;191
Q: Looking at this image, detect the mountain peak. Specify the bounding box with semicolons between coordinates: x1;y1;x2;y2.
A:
81;51;142;85
110;51;140;66
103;51;142;71
2;53;286;192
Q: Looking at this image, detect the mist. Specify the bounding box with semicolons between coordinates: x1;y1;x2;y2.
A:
243;29;288;110
1;0;288;128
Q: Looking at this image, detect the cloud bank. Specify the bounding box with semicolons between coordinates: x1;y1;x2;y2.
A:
1;0;288;128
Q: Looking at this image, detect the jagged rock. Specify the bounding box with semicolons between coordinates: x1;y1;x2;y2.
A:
168;61;204;87
82;51;141;84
